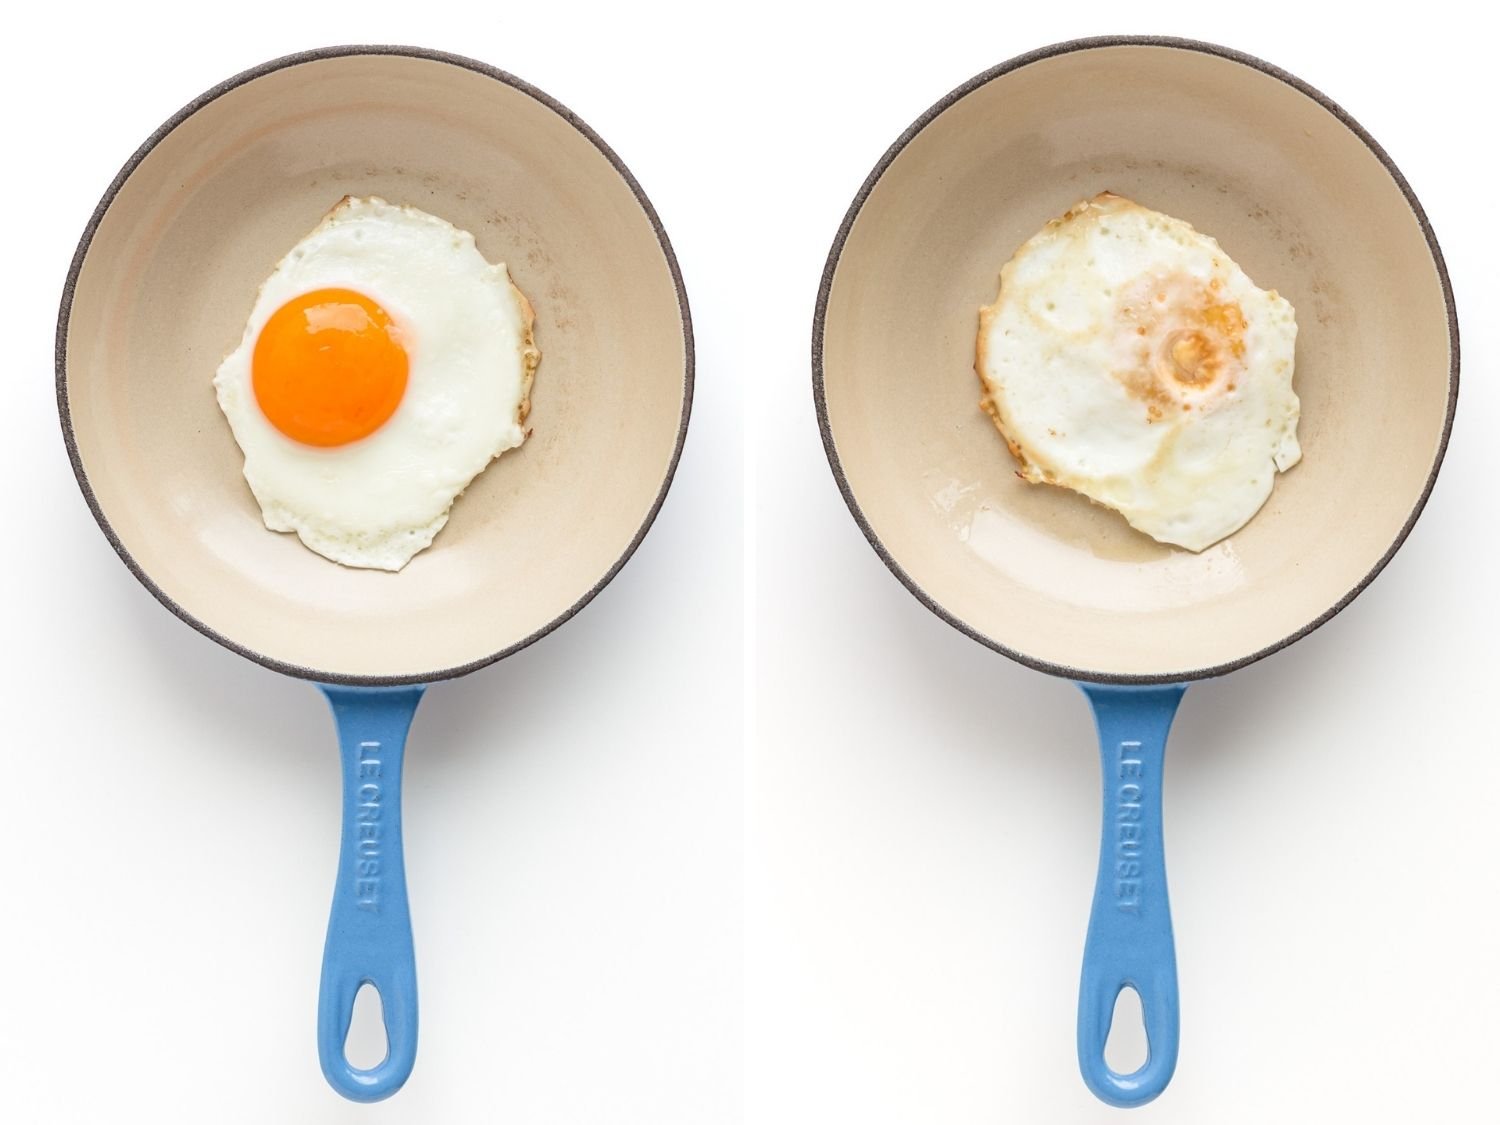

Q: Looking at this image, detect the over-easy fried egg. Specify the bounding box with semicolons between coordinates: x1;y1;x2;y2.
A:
214;197;540;571
975;192;1299;552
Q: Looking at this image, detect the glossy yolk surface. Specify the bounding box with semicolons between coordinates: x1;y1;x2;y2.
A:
252;288;408;446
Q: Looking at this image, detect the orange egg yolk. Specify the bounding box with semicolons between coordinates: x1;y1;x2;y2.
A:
252;288;409;447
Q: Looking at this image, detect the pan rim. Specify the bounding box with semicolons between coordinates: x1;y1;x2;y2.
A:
56;43;695;687
811;34;1459;686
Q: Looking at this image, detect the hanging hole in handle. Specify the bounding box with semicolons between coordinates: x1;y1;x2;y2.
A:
1104;985;1149;1075
345;982;388;1069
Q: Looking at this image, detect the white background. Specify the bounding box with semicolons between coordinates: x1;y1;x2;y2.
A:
3;2;1496;1123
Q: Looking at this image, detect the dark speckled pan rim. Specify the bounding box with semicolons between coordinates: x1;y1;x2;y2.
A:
812;34;1459;687
56;43;694;687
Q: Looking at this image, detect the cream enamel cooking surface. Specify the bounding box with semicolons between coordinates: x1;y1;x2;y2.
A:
817;40;1455;681
62;50;690;682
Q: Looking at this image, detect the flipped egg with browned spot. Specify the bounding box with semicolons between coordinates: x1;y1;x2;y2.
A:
976;192;1299;552
214;196;541;571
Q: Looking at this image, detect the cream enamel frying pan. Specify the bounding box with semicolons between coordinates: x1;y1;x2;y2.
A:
58;46;692;1101
814;36;1456;1107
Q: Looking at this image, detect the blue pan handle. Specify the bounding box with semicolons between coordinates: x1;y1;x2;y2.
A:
1076;683;1187;1108
316;684;427;1102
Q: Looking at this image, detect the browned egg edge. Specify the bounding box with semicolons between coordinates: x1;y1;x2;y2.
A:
973;192;1137;487
510;276;541;431
975;273;1050;486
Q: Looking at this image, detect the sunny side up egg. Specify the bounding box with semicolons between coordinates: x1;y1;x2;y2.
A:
214;196;540;571
976;193;1300;552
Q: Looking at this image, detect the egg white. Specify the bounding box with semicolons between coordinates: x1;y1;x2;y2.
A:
976;193;1299;552
214;196;539;571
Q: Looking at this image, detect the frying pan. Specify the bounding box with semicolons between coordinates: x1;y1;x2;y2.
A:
57;46;692;1102
813;36;1456;1108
